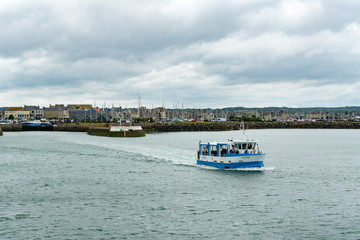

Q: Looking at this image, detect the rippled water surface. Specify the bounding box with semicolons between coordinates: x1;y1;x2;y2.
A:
1;129;360;239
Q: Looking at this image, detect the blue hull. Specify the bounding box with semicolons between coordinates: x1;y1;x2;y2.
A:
197;160;263;169
23;123;41;127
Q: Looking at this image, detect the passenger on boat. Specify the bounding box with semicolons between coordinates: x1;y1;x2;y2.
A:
221;148;226;157
244;149;249;154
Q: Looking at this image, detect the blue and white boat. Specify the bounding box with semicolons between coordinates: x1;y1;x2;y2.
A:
197;124;265;169
23;120;41;127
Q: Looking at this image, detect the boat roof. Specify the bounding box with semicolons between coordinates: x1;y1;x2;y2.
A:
201;139;258;145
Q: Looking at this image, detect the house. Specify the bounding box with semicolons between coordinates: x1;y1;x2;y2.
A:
24;105;44;119
109;107;128;122
152;107;166;121
67;104;92;110
0;107;8;119
44;106;69;120
5;107;30;120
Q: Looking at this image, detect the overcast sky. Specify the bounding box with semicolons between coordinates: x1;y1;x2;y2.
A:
1;0;360;108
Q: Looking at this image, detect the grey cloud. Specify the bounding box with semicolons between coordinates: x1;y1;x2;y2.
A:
1;0;360;107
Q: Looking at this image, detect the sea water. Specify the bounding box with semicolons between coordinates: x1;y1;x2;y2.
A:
1;129;360;239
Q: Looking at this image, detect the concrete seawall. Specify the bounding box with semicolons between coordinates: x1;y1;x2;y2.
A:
1;121;360;134
53;125;89;132
138;121;360;132
1;124;23;131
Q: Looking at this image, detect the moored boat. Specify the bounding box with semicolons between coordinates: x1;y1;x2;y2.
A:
197;123;265;169
23;120;41;127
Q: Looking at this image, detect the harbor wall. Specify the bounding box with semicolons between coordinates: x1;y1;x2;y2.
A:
53;125;89;132
0;126;2;136
1;121;360;134
138;121;360;132
1;124;23;131
22;125;53;131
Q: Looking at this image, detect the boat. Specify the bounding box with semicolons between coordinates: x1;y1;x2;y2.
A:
109;125;143;132
40;119;52;127
23;120;41;127
197;123;265;169
87;125;145;137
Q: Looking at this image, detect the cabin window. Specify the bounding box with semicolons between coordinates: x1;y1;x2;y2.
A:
229;144;235;153
229;144;239;154
210;146;217;156
247;143;256;149
242;143;247;150
219;145;227;157
201;145;208;155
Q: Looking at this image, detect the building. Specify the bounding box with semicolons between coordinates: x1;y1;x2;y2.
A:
5;107;30;120
109;107;130;122
43;106;69;120
0;107;7;119
67;104;92;110
24;105;44;119
69;109;110;122
152;107;166;121
305;111;327;121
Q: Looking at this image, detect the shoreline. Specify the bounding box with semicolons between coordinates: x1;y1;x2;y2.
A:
1;121;360;133
138;121;360;132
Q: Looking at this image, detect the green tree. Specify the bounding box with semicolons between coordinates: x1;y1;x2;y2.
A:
8;114;14;120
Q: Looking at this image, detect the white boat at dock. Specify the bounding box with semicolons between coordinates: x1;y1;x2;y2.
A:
109;126;143;132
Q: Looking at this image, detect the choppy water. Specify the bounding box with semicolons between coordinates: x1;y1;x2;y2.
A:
1;129;360;239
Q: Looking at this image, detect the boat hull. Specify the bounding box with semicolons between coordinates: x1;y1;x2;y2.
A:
197;160;263;169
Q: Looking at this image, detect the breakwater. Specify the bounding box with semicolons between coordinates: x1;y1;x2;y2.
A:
0;124;22;131
23;125;53;131
1;121;360;134
138;121;360;132
53;125;89;132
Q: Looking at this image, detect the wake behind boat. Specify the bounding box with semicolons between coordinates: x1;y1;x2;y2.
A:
197;123;265;169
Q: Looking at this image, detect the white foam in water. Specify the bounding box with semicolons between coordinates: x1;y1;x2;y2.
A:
60;133;274;170
63;134;197;166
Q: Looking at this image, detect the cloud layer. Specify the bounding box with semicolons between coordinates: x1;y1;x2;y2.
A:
1;0;360;108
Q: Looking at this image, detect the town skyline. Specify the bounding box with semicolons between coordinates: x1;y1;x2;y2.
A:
2;103;360;123
2;102;360;111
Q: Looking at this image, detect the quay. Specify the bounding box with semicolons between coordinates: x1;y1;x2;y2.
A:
1;121;360;135
0;123;145;137
138;121;360;132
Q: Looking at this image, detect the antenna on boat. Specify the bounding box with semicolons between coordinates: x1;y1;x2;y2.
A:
240;121;250;140
240;121;245;132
